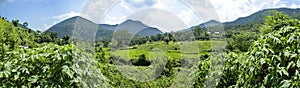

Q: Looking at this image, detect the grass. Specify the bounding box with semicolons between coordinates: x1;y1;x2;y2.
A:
111;40;226;60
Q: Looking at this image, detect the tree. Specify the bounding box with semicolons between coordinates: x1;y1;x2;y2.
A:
23;22;28;27
226;31;258;52
219;11;300;87
61;36;70;45
164;35;170;44
260;10;296;35
193;26;202;40
12;20;19;27
132;54;151;66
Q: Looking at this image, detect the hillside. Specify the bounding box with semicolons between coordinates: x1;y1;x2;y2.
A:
180;8;300;32
46;17;163;40
224;8;300;26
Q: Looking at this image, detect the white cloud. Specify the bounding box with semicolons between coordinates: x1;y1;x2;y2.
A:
278;4;287;7
35;11;80;31
120;0;131;11
81;0;117;23
290;3;298;8
81;0;293;32
152;0;167;10
177;9;197;26
53;11;80;22
103;15;127;25
127;9;188;32
290;3;300;8
149;0;203;27
209;0;282;22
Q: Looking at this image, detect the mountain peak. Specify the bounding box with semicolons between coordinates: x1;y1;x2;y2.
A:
69;16;83;19
122;19;144;25
206;20;220;24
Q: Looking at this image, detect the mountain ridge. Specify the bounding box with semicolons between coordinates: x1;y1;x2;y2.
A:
47;8;300;39
180;8;300;32
46;16;163;40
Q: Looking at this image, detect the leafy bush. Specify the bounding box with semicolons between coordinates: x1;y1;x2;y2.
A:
131;54;151;66
219;11;300;87
0;44;80;87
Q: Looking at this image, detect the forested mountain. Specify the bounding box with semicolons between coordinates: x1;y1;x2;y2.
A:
116;19;163;36
180;8;300;32
224;8;300;26
47;17;163;40
47;16;109;40
180;20;221;32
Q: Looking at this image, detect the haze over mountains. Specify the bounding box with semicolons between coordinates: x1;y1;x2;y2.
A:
46;8;300;40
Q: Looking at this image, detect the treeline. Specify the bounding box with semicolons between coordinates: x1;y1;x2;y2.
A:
130;32;176;46
111;26;210;46
222;19;265;52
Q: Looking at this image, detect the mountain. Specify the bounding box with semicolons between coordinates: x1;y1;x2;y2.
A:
201;20;221;27
180;20;222;32
47;8;300;39
224;8;300;26
136;27;162;37
179;8;300;32
46;16;97;38
115;19;163;36
46;16;163;40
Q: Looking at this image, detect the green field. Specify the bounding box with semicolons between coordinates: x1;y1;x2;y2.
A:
112;40;226;60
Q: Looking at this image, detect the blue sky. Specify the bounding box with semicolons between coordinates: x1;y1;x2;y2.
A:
0;0;300;32
0;0;88;31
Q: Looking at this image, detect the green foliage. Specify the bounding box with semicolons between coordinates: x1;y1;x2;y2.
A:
193;26;209;40
23;22;28;27
12;20;19;27
0;18;70;50
0;44;80;87
194;55;210;87
226;31;258;52
219;11;300;87
260;11;299;34
131;54;151;66
2;9;300;88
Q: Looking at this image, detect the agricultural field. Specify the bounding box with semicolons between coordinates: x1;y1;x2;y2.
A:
111;40;225;60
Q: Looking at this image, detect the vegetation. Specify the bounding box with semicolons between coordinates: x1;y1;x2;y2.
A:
1;10;300;87
0;44;80;87
219;11;300;87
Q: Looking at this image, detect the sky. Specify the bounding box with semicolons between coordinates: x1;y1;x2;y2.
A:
0;0;300;32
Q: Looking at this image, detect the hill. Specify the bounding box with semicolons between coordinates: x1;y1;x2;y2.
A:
180;8;300;32
224;8;300;26
46;16;163;40
116;19;163;36
180;20;221;32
